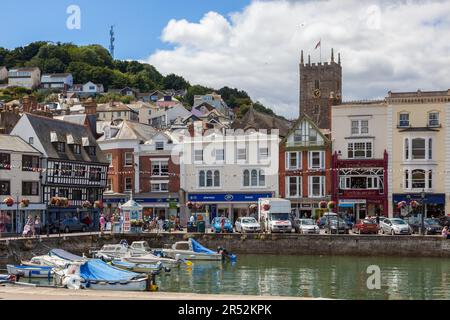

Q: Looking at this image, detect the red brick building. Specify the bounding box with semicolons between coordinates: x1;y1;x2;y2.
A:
279;115;333;218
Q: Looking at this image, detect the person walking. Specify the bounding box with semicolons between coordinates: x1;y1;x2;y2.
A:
442;226;449;239
34;216;41;237
23;214;34;238
99;213;106;233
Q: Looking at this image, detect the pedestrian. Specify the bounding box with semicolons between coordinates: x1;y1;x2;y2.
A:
99;213;106;233
34;216;41;237
220;215;225;233
157;216;164;233
23;214;34;238
442;226;450;239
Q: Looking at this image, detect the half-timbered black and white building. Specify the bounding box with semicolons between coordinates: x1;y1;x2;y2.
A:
11;113;108;230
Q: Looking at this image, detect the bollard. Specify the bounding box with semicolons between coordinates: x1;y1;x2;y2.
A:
146;272;158;292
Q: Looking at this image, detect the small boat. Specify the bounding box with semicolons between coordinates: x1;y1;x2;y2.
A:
122;252;183;268
22;249;86;269
7;265;53;278
49;249;86;262
54;259;148;291
111;260;165;273
162;239;225;261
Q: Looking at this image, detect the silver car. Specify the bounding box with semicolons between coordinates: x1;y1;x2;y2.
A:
294;219;320;234
379;218;412;235
235;217;261;233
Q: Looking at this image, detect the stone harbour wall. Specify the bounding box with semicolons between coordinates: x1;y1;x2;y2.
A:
1;233;450;264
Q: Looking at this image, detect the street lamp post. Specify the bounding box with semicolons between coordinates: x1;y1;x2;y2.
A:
421;189;426;236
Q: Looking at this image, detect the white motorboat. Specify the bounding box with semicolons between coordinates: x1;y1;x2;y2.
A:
21;255;69;268
122;252;183;268
162;239;224;261
7;265;53;278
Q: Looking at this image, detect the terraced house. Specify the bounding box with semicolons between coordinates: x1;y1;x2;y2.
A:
387;90;450;217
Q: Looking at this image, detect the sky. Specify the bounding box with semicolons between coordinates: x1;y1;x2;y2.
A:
1;0;450;118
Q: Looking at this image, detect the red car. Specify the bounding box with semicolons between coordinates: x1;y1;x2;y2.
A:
352;219;379;234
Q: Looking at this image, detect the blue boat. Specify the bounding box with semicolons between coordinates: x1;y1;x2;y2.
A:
7;265;53;278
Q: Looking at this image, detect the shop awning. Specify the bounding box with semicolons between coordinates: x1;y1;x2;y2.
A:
338;203;354;208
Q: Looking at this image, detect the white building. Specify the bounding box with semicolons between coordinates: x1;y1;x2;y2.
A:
41;73;73;90
147;104;191;129
179;122;279;224
8;67;41;89
0;134;45;234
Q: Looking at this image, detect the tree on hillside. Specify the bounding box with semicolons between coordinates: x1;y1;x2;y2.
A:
185;85;214;106
162;73;190;91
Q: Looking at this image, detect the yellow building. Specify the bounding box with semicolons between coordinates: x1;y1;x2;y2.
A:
387;90;450;217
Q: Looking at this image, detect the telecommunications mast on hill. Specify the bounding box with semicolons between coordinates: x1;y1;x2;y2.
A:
109;25;115;59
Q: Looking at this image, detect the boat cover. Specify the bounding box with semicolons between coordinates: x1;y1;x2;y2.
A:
50;249;84;261
80;259;141;281
190;239;216;255
11;265;52;271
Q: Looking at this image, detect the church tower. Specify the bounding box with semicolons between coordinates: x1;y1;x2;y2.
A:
299;48;342;129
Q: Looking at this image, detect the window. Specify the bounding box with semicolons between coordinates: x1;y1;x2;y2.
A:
199;170;220;188
428;112;439;127
309;176;325;198
61;163;72;176
72;190;82;200
237;148;247;161
215;149;225;161
85;146;96;156
411;138;425;160
55;142;65;153
89;167;101;182
22;155;39;171
194;150;203;162
286;176;301;197
294;129;302;143
152;161;169;176
348;142;372;159
59;189;69;198
106;179;113;192
243;169;266;187
72;144;81;154
429;139;432;160
399;113;410;127
155;141;164;151
106;154;112;166
0;181;10;195
259;148;269;160
74;165;85;177
0;153;11;170
405;139;409;160
29;137;34;145
428;170;433;189
286;152;301;170
411;169;426;189
308;151;325;169
405;170;409;189
124;153;134;166
351;120;369;135
151;183;169;192
124;177;132;191
315;80;320;89
340;176;381;190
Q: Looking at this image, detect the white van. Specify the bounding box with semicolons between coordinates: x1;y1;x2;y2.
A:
258;198;292;233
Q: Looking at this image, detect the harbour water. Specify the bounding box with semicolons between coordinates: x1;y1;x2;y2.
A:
2;254;450;299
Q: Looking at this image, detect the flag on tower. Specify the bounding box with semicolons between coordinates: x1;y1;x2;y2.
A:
315;40;321;50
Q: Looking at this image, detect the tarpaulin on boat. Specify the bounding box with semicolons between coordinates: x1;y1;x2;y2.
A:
50;249;83;261
80;259;141;281
190;239;216;255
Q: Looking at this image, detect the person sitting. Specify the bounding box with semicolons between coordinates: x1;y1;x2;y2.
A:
442;226;450;239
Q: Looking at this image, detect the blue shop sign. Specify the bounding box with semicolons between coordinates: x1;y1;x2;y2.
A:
134;198;179;204
393;193;445;205
188;193;273;202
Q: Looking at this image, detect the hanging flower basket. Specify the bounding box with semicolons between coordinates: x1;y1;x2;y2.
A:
49;197;58;206
249;204;258;213
3;197;14;207
195;202;204;210
397;201;407;209
327;201;336;210
410;200;419;208
60;198;69;207
20;198;30;208
82;200;92;208
319;201;328;209
94;200;104;209
262;203;271;211
186;201;194;209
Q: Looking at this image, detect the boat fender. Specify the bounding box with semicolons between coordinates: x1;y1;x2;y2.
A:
175;254;181;261
164;267;171;273
63;275;82;290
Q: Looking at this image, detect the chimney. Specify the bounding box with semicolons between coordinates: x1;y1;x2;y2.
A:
83;98;99;138
22;95;37;113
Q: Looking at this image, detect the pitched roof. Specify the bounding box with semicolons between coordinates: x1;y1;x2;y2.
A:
98;120;160;143
0;134;41;154
97;102;134;113
23;113;107;163
231;106;292;137
54;114;87;126
42;73;72;78
282;114;331;144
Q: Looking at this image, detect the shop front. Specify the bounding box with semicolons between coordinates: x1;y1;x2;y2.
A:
289;201;325;219
134;196;179;221
187;193;273;224
392;193;445;218
0;203;47;236
46;206;100;232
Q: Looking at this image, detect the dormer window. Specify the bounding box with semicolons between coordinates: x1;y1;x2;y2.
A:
55;142;65;153
155;141;164;151
86;146;96;156
72;144;81;155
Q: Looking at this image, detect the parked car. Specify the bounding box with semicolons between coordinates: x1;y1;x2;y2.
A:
437;215;450;228
235;217;261;233
324;218;350;234
50;218;88;234
409;218;442;235
379;218;412;235
293;218;320;234
211;217;233;233
352;219;379;234
317;213;338;228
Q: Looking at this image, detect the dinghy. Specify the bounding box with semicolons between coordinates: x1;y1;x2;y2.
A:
111;260;166;273
7;265;53;278
162;239;224;261
54;259;148;291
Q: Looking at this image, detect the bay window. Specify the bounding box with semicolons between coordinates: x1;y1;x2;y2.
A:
286;152;301;170
348;142;372;159
404;169;432;191
286;176;301;198
404;137;432;161
309;176;325;198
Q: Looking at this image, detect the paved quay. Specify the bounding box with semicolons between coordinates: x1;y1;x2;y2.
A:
0;285;311;300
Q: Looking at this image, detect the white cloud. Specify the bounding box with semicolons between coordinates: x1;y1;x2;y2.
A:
147;0;450;118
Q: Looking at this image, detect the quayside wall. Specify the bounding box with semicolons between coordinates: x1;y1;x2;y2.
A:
1;233;450;263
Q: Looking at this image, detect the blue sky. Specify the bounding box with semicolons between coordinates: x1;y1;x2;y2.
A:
0;0;250;60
